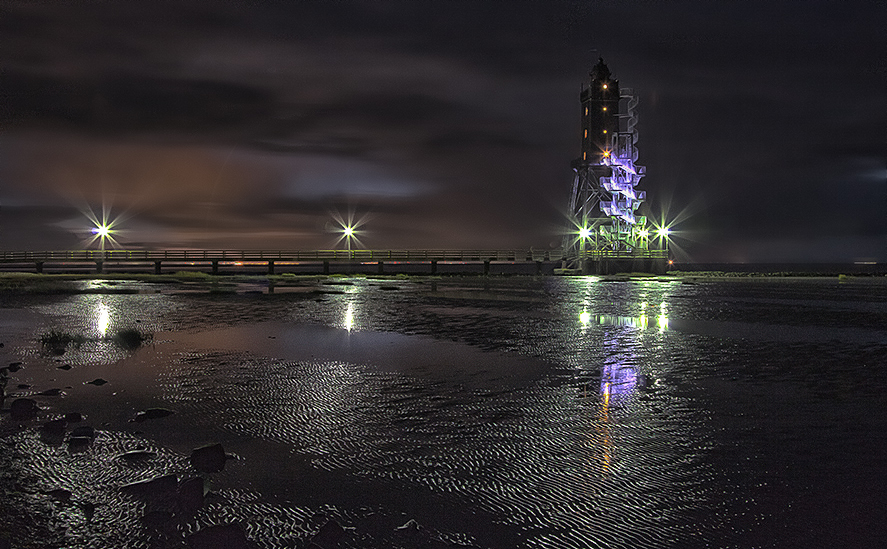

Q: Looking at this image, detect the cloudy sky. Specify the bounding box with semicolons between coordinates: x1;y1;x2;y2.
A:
1;0;884;262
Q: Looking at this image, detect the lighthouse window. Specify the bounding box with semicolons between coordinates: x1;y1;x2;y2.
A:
584;129;588;138
585;107;588;116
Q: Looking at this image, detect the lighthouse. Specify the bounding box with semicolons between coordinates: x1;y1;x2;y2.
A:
566;58;650;263
580;58;620;166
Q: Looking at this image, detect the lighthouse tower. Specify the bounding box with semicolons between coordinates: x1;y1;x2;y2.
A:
566;58;649;260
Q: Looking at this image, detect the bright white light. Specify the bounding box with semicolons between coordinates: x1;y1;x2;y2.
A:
639;229;649;238
344;302;354;332
656;227;671;238
97;303;110;337
83;206;122;251
579;310;591;326
578;227;592;239
331;209;367;251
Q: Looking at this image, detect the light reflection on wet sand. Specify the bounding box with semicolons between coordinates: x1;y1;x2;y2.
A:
1;276;885;548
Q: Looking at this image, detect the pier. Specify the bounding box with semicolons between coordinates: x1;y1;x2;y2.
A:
0;249;667;275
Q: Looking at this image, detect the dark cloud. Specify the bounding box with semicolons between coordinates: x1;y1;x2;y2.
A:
0;0;883;261
0;69;276;136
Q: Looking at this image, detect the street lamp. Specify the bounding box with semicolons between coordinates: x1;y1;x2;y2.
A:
342;225;355;253
89;222;118;251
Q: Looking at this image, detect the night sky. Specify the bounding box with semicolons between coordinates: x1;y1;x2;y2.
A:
1;0;884;262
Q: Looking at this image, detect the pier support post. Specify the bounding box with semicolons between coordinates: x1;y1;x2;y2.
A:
430;260;437;275
377;261;384;274
212;261;219;275
323;260;330;275
483;260;490;276
35;262;43;274
267;260;275;275
154;261;162;275
95;261;104;274
536;261;542;275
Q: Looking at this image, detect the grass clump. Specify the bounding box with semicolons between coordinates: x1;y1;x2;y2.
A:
172;271;213;279
113;328;150;350
39;327;151;353
39;329;87;354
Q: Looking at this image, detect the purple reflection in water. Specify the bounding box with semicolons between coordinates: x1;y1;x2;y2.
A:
600;362;638;403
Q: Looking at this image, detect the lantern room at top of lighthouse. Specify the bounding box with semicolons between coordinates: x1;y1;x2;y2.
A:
579;58;620;165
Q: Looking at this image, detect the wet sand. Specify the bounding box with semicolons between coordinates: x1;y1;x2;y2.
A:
2;274;886;548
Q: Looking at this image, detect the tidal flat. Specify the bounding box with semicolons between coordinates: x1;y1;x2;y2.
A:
1;274;886;548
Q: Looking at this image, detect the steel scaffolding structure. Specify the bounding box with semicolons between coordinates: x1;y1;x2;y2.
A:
565;58;652;264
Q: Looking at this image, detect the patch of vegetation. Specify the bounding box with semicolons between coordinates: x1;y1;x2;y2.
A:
39;329;87;354
113;328;150;350
38;327;152;354
172;271;214;280
208;283;237;294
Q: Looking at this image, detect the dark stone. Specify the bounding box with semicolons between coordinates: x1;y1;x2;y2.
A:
393;518;442;547
64;412;83;423
17;383;30;389
41;419;67;436
79;501;95;521
68;437;92;452
177;477;206;513
10;398;38;420
70;425;95;439
312;519;346;548
186;523;253;549
37;388;62;396
133;408;175;422
57;364;72;370
190;443;226;473
86;378;107;386
46;488;72;502
7;362;22;372
142;510;173;529
118;450;156;462
121;474;178;497
395;518;422;532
